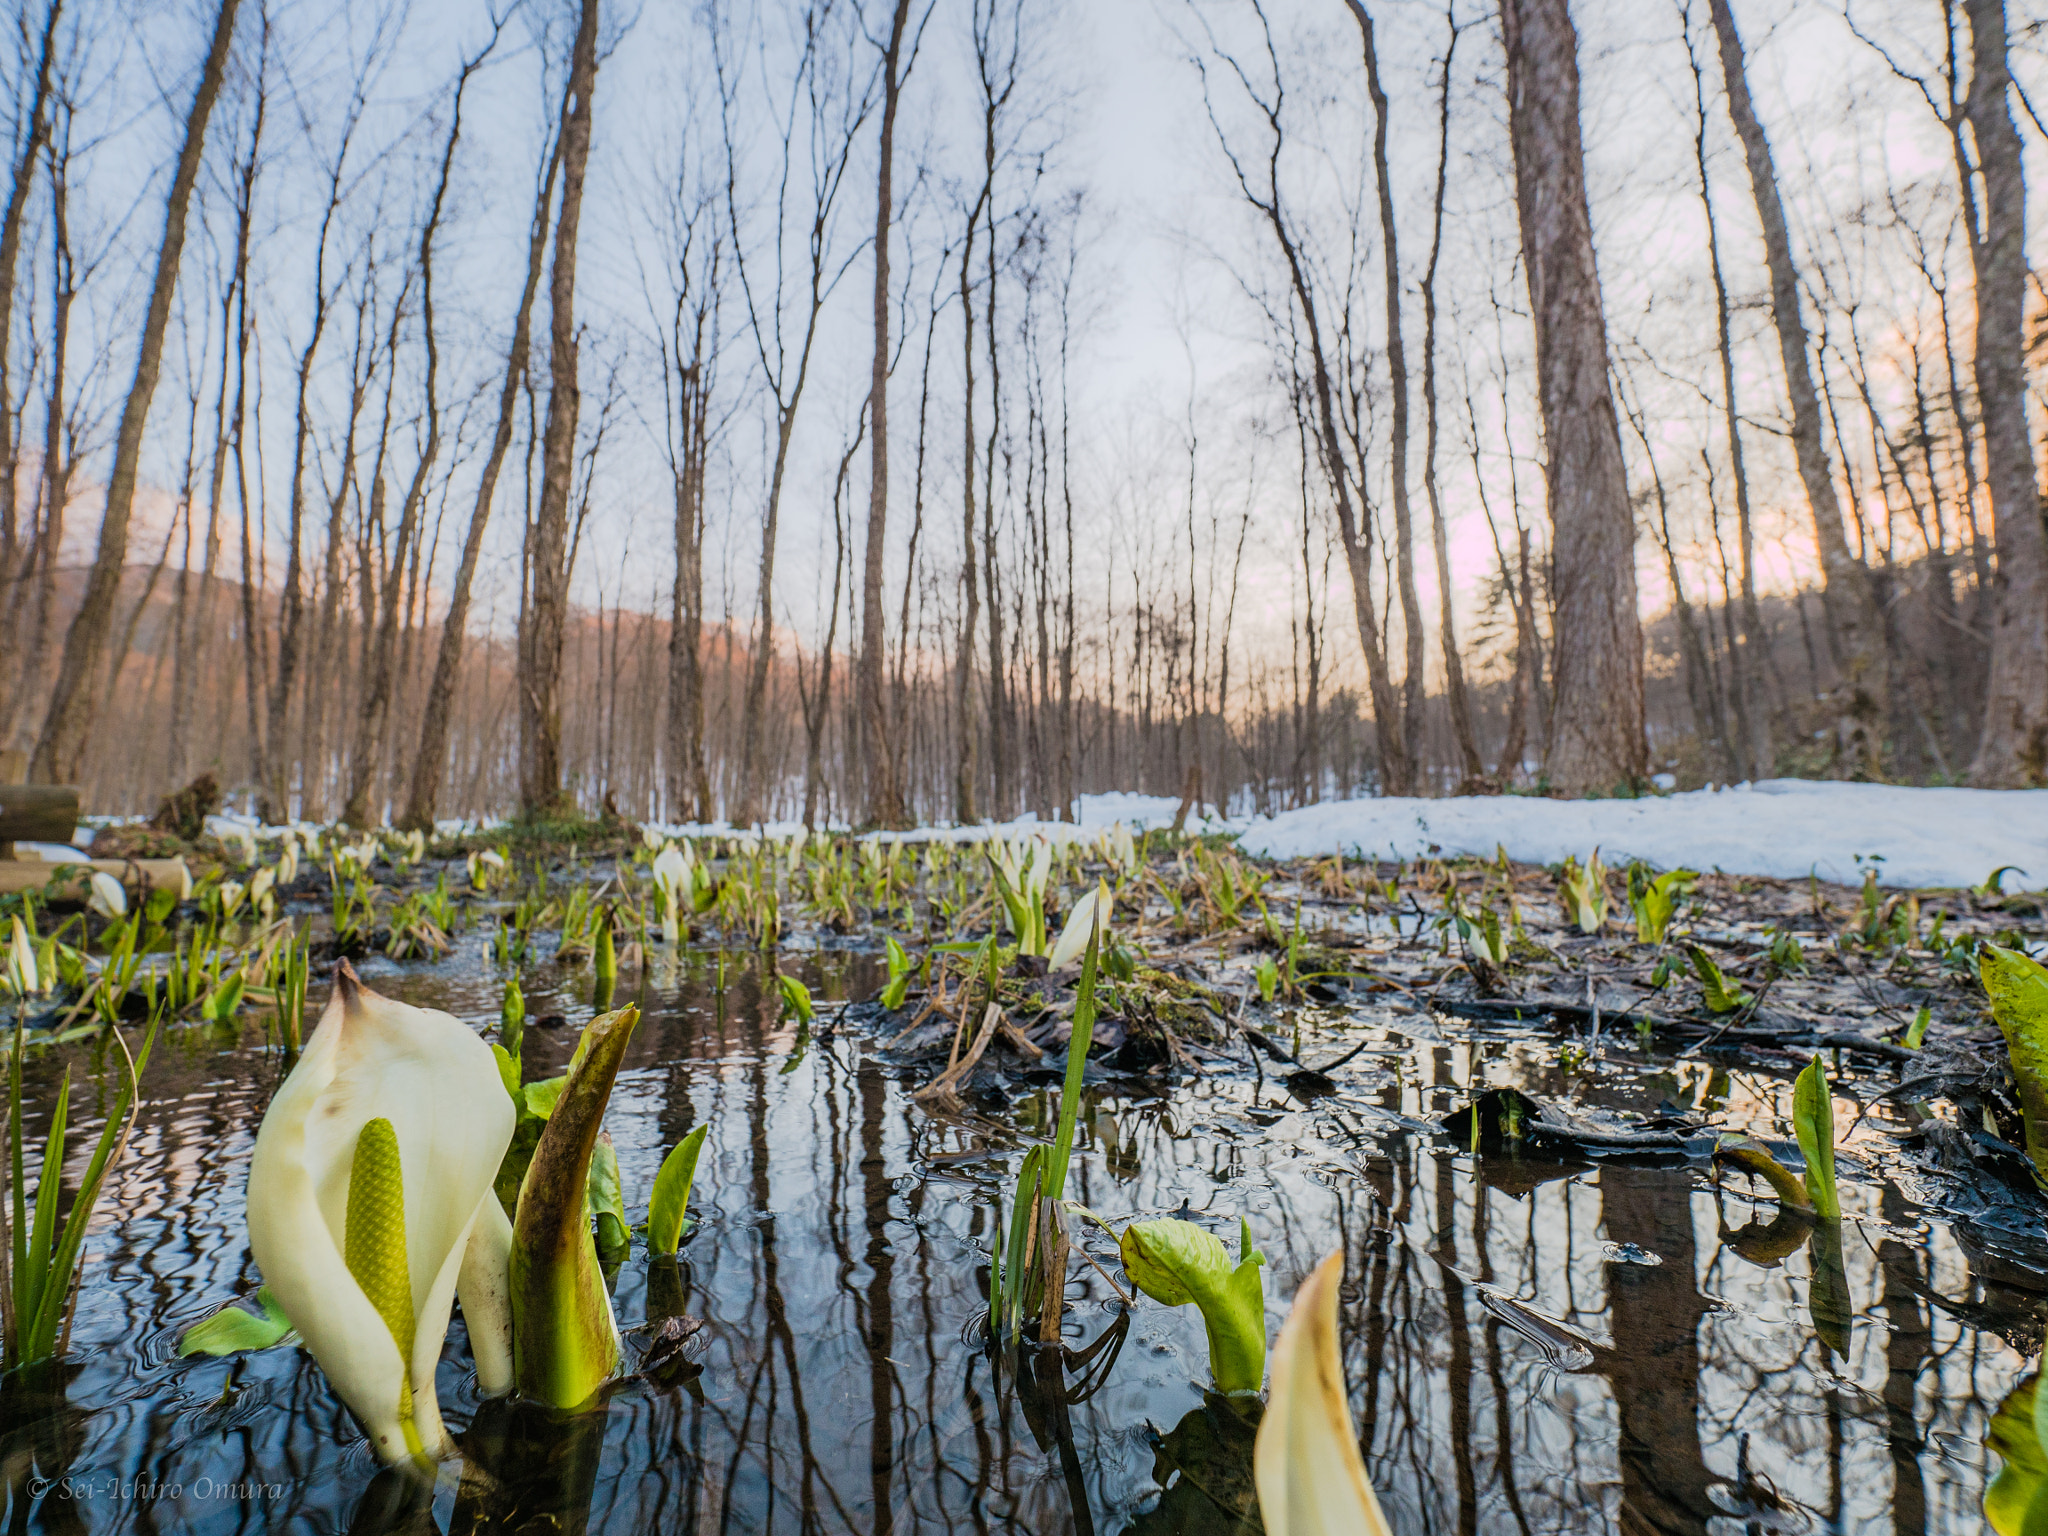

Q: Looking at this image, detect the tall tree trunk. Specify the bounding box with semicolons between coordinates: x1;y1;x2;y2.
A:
952;207;983;824
1346;0;1428;786
1687;19;1771;780
32;0;239;782
666;332;713;825
1416;7;1483;786
0;0;60;722
859;0;914;828
1499;0;1646;793
1707;0;1887;777
400;129;562;831
518;0;599;819
171;61;261;785
344;60;470;826
1962;0;2048;785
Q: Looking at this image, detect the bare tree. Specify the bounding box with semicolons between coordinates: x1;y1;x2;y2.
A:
0;0;60;716
342;36;490;825
400;55;562;833
1709;0;1887;776
518;0;600;818
652;174;722;826
1192;4;1410;793
32;0;239;782
1499;0;1645;792
1343;0;1429;784
168;18;264;786
1416;4;1484;786
856;0;926;829
724;0;876;827
1958;0;2048;784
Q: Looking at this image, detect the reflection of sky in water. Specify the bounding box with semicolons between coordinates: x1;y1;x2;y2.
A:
26;932;2039;1532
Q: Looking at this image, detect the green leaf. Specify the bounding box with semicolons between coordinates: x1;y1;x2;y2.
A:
501;977;526;1061
776;974;814;1025
523;1075;567;1121
1687;944;1752;1014
179;1287;296;1357
1980;945;2048;1185
647;1124;709;1256
199;972;244;1022
1711;1134;1812;1211
1905;1006;1932;1050
586;1130;629;1262
491;1043;522;1104
1985;1373;2046;1535
1793;1057;1840;1221
1118;1217;1266;1394
510;1004;639;1407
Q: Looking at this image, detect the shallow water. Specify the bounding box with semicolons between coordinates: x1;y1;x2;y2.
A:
7;933;2042;1534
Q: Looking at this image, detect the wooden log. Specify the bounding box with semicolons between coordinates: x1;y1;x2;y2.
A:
0;857;189;898
0;785;79;845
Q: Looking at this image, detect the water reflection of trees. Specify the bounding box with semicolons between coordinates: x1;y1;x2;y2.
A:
17;966;2042;1532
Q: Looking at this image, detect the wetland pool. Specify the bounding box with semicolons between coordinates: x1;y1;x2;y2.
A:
8;936;2041;1534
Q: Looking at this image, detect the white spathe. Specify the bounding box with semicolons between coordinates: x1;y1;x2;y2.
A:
1254;1251;1392;1536
1047;882;1107;971
651;842;688;944
246;961;514;1464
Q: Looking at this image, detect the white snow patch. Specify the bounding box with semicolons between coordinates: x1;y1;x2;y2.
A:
1232;779;2044;889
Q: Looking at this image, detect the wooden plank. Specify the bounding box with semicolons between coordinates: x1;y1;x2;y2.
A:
0;750;25;785
0;785;78;846
0;857;189;897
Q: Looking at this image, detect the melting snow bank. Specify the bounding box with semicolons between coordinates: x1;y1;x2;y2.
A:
1231;779;2044;890
169;781;2034;891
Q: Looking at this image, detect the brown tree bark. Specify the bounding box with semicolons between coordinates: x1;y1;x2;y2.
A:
1499;0;1646;793
400;119;562;832
1416;6;1484;787
1708;0;1888;777
517;0;599;819
31;0;239;782
1198;11;1407;792
1345;0;1429;785
343;47;478;826
0;0;61;718
661;210;717;827
952;208;983;824
171;45;262;786
1962;0;2048;785
858;0;915;828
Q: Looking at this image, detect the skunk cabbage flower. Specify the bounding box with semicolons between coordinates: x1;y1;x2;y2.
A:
1254;1251;1391;1536
87;870;127;919
247;961;515;1464
5;916;36;998
1047;882;1109;972
651;844;689;945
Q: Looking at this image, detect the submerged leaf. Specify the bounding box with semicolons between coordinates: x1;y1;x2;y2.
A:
1253;1251;1391;1536
179;1287;297;1357
1119;1217;1266;1394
